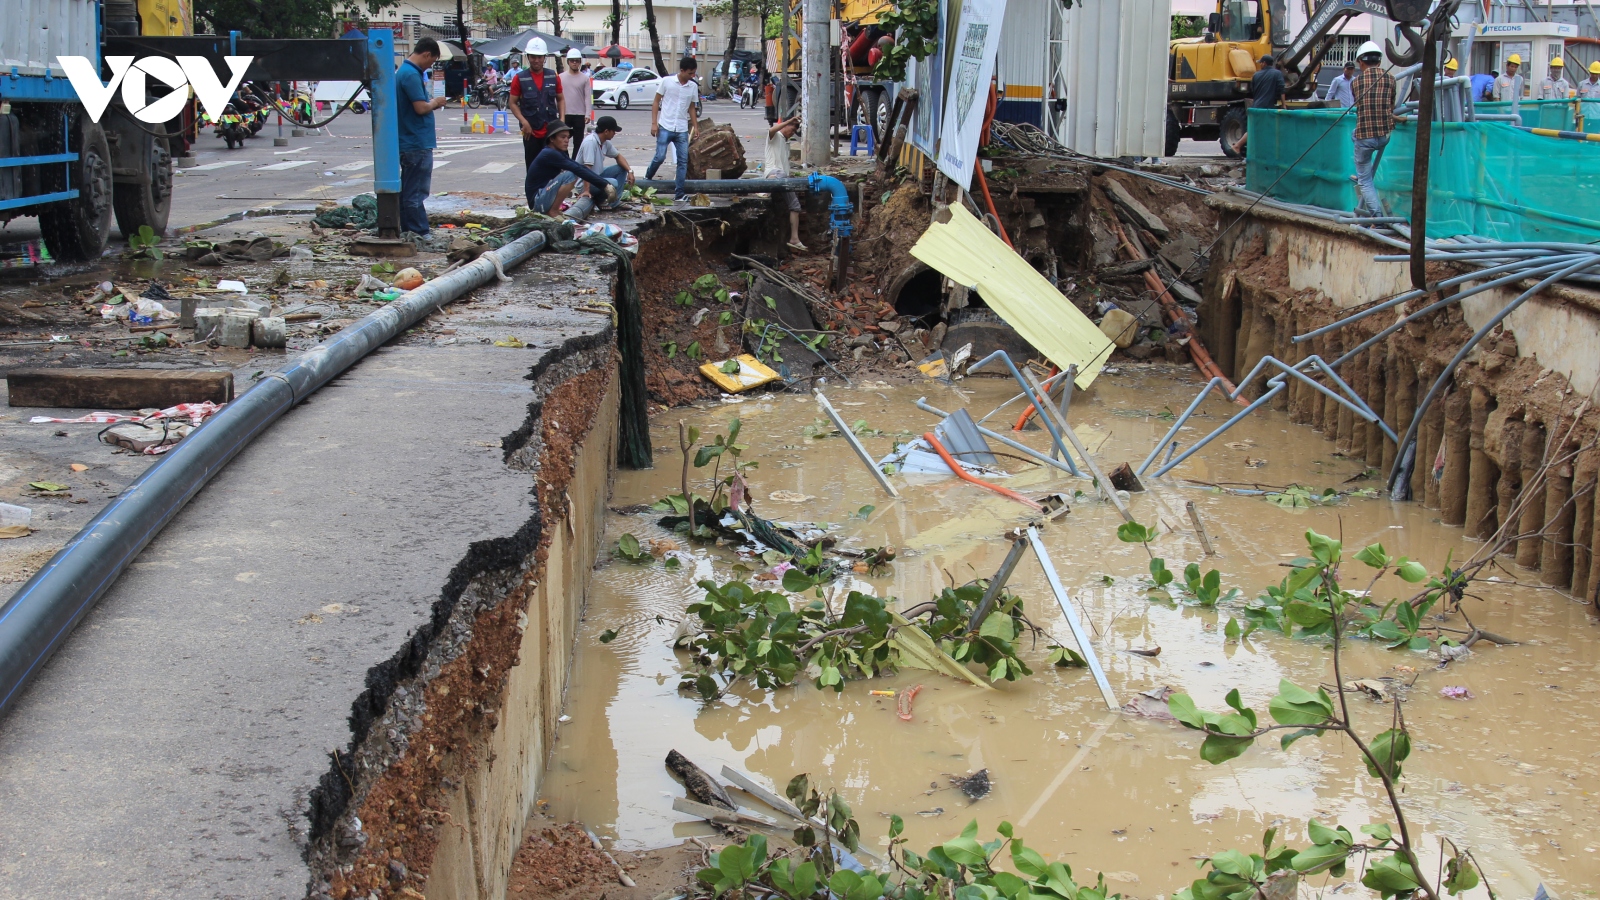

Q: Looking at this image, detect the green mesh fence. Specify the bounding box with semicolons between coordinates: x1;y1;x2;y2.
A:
1374;120;1600;242
1244;108;1358;209
1471;99;1591;131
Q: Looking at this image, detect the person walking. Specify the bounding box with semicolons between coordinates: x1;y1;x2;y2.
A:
575;115;635;209
763;115;806;252
1495;54;1523;101
647;57;701;203
1540;57;1572;99
1229;55;1284;156
1325;61;1357;107
559;48;592;157
396;37;449;236
1350;41;1397;218
509;38;565;171
525;122;617;214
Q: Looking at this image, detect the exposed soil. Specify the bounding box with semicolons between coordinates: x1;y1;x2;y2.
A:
315;346;613;900
505;822;697;900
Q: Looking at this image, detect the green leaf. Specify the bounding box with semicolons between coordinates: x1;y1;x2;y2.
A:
1224;617;1242;640
889;814;904;839
1443;854;1480;894
715;288;730;304
1364;728;1412;780
1117;521;1156;544
1149;557;1174;586
1291;841;1351;874
1011;840;1050;878
1199;733;1254;764
1306;819;1346;846
852;504;876;519
1396;559;1429;583
1361;855;1421;894
765;295;779;310
1354;542;1391;569
1360;823;1394;843
618;532;644;559
941;835;987;867
1167;693;1206;729
1267;679;1336;727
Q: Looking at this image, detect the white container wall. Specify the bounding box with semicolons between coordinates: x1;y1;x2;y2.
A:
994;0;1049;127
1059;0;1172;158
2;0;99;79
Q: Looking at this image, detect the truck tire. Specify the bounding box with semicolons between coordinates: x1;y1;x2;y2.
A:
873;89;892;142
113;133;173;238
1219;107;1247;158
39;117;113;262
1165;108;1182;157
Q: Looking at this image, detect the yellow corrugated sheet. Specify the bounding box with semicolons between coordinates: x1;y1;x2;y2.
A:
910;204;1113;389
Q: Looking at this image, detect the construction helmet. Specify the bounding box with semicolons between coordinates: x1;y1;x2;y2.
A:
528;37;548;57
567;47;583;60
1443;56;1458;70
1550;56;1564;67
1357;41;1383;63
1506;53;1522;65
1591;60;1600;74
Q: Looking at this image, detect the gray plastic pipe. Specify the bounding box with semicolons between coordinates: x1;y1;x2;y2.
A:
0;231;548;717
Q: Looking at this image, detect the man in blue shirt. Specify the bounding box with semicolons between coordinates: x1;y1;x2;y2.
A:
1324;62;1356;107
525;122;616;214
395;37;449;235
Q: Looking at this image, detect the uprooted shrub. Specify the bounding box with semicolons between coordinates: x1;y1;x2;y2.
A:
676;577;1039;702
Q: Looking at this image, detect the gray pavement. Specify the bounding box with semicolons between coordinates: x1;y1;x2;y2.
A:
0;98;771;241
0;248;618;898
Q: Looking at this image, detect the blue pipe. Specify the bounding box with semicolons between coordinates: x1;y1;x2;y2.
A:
808;172;853;238
367;30;400;197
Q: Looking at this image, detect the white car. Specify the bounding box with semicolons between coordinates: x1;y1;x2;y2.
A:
591;67;661;109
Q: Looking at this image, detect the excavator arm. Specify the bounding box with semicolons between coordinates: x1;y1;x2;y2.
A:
1276;0;1393;92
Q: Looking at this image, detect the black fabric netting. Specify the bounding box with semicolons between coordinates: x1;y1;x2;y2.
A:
577;233;652;469
312;193;378;229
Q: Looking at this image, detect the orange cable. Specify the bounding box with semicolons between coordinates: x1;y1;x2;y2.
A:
1014;366;1059;431
923;432;1043;511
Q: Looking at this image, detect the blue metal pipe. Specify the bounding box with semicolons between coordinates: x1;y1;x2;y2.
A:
1138;377;1224;476
1155;384;1287;477
367;30;400;197
808;172;854;238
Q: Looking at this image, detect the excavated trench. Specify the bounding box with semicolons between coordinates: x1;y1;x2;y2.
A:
305;181;1600;900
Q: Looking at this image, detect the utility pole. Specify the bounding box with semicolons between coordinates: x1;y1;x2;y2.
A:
801;0;829;165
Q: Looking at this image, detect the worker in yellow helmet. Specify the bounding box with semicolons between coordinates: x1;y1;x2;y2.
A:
1443;56;1458;74
1496;53;1523;101
1540;56;1572;99
1579;61;1600;131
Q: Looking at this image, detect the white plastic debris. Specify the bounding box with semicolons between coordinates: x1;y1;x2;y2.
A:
0;503;31;528
216;279;249;294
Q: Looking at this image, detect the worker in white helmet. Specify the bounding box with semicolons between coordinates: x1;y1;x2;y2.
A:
1495;54;1524;101
559;47;593;157
1351;41;1396;218
1540;57;1572;99
509;37;566;170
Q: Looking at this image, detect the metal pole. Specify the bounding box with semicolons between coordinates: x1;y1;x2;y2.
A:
1410;26;1441;291
915;399;1081;477
966;538;1028;633
816;391;899;498
367;30;403;239
1027;527;1118;710
801;0;830;165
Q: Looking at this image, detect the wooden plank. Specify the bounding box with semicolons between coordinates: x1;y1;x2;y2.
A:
6;368;234;410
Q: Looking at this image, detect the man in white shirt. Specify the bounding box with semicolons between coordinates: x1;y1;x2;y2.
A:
1540;57;1572;99
575;115;634;209
764;116;805;252
646;57;701;202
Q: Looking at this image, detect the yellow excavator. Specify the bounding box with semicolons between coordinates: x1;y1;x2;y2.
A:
1167;0;1390;156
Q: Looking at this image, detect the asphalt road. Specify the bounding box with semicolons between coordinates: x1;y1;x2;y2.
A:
0;98;774;245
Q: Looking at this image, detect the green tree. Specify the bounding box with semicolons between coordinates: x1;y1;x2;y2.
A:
195;0;351;37
1172;14;1205;38
640;0;668;73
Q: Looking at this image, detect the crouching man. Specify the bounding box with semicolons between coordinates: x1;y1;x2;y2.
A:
524;122;617;215
575;115;635;210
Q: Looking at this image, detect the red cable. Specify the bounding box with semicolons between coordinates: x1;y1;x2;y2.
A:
923;432;1043;511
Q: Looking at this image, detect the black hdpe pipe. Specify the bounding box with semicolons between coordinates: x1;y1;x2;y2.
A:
0;231;548;718
639;176;815;194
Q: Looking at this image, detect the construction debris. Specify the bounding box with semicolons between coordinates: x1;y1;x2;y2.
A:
6;369;234;409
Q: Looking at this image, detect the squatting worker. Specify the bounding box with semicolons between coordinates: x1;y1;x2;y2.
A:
647;57;701;204
559;48;592;156
1580;61;1600;128
1351;41;1397;218
764;115;806;252
575;115;636;209
395;37;449;236
1471;68;1496;102
510;37;564;170
1495;54;1523;101
525;122;617;214
1229;55;1284;156
1325;61;1356;108
1541;56;1572;99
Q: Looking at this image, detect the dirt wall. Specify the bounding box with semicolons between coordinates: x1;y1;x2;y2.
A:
1200;198;1600;602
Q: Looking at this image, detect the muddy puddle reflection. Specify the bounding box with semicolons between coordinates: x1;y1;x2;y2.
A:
543;363;1600;898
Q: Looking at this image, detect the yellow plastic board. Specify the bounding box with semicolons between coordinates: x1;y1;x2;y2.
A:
910;205;1113;389
699;354;781;393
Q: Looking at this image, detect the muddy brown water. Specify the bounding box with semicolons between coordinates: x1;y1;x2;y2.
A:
542;363;1599;899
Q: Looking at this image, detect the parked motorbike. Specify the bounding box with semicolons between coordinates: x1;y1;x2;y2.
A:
214;104;250;149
